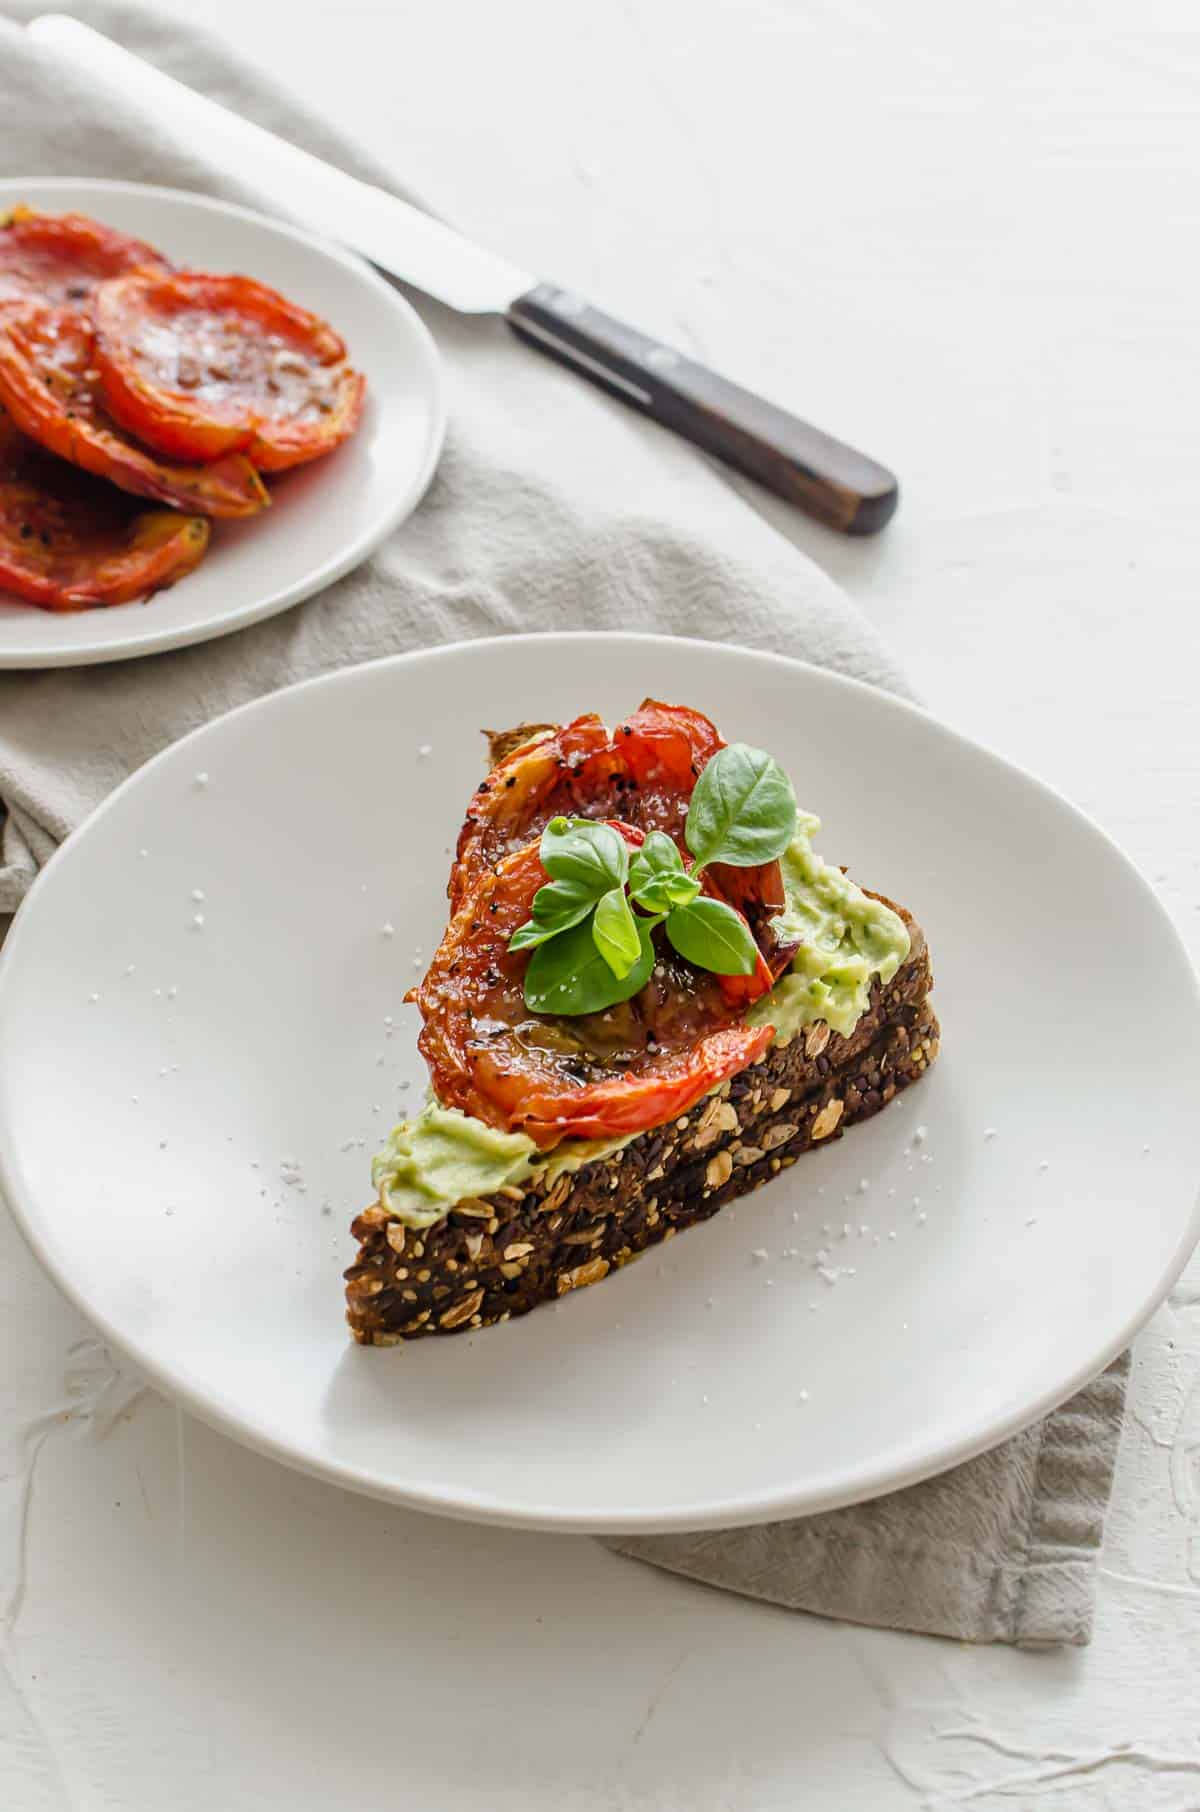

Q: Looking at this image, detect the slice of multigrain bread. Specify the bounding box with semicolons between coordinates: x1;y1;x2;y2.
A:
345;910;938;1346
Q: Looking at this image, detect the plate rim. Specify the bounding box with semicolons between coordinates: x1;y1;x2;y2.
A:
0;176;446;670
2;631;1198;1532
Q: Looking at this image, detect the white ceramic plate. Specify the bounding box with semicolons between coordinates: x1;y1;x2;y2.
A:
0;178;444;668
1;635;1197;1532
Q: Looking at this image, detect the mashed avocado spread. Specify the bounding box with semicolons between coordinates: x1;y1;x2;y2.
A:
372;814;909;1229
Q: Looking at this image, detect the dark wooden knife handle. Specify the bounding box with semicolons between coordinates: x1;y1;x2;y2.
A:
507;283;898;535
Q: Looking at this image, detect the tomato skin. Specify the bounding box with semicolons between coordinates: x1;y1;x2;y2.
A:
0;305;268;519
0;207;169;310
0;410;208;611
452;713;610;908
508;1023;772;1145
94;270;365;470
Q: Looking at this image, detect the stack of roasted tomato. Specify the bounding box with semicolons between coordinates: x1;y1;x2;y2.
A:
0;208;365;611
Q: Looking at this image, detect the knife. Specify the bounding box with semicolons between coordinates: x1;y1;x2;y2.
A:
28;13;899;536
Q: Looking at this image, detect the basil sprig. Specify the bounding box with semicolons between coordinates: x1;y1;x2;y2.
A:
508;819;627;953
510;744;796;1016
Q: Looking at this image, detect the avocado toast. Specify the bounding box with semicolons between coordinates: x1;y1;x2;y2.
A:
346;701;939;1343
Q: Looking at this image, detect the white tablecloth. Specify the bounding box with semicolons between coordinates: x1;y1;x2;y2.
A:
2;1;1198;1805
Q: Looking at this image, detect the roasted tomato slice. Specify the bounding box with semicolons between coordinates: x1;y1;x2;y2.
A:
94;270;366;469
0;207;169;311
0;304;268;519
413;835;773;1145
0;410;208;611
454;698;790;979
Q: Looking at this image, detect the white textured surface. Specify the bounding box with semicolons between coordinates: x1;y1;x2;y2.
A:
2;1;1199;1806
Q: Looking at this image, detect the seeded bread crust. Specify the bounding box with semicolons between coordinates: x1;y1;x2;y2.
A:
345;918;938;1345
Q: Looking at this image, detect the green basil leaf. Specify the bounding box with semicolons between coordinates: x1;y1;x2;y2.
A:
592;885;642;979
508;875;600;952
665;896;760;975
524;911;657;1015
539;816;628;895
633;871;700;914
628;830;684;891
629;830;700;913
664;871;701;907
685;743;797;870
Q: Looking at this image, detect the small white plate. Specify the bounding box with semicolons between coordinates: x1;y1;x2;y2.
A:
0;178;444;668
1;635;1198;1532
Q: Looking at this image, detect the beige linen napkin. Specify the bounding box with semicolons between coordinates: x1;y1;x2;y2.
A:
0;0;1128;1643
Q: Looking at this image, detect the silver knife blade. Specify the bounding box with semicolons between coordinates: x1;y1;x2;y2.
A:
27;14;535;314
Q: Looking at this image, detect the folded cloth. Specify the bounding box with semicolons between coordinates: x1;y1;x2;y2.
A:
0;0;1128;1644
